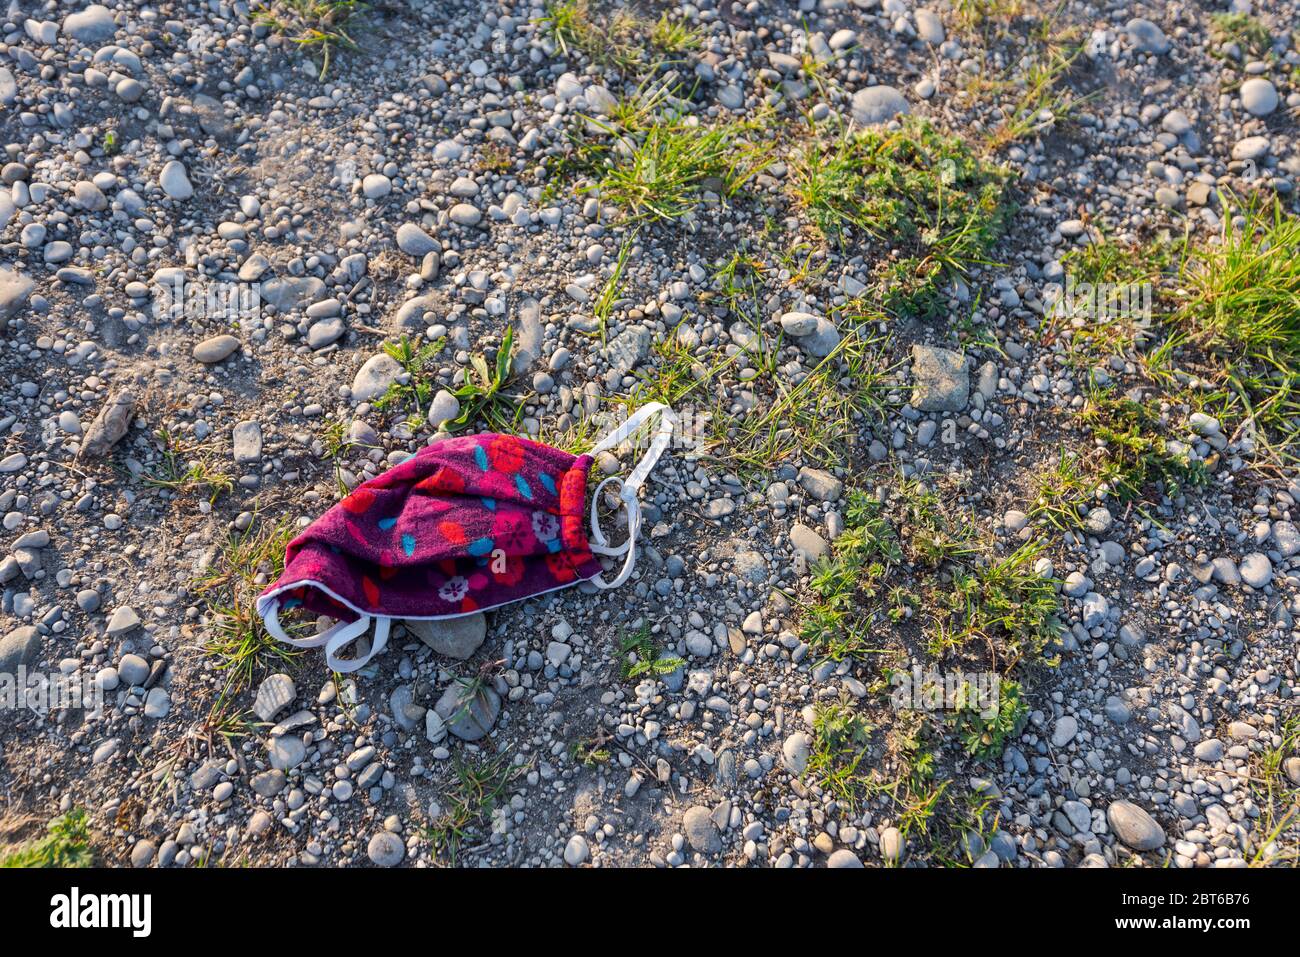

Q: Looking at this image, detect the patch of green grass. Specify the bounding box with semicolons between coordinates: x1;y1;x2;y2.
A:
445;325;520;433
591;231;636;342
1179;197;1300;366
422;753;525;867
895;478;979;566
789;118;1011;318
321;417;375;497
800;492;903;661
806;697;875;805
1037;201;1300;468
952;0;1024;32
629;298;890;477
373;334;444;425
1079;389;1209;503
193;518;304;695
1210;12;1272;59
0;808;94;868
935;541;1062;670
714;317;894;473
569;735;612;767
538;0;627;64
948;678;1028;761
799;480;1043;666
583;109;772;222
142;428;234;504
254;1;367;80
866;717;948;848
1030;450;1097;529
1032;388;1209;527
649;11;704;55
617;623;684;682
984;39;1086;151
1248;714;1299;866
538;0;702;70
1045;235;1164;362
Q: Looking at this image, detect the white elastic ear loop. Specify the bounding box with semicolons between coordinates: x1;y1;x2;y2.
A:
263;600;330;648
262;600;387;673
590;496;641;589
586;403;675;590
326;615;388;674
589;476;631;556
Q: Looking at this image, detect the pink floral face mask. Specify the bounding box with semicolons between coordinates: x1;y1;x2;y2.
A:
256;404;675;673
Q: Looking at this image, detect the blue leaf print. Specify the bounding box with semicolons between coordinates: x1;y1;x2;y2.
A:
468;537;495;557
401;534;417;557
514;474;533;500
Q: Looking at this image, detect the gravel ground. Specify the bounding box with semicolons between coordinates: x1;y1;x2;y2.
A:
1;0;1299;869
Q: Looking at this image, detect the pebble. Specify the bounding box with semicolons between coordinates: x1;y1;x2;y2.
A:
362;174;392;199
911;345;969;412
1238;553;1272;589
1126;18;1170;55
405;613;484;659
563;834;590;866
367;831;405;867
159;161;193;200
682;806;721;853
253;673;296;722
193;335;240;364
1051;715;1079;747
850;85;909;125
396;223;438;256
1107;800;1166;851
1239;78;1278;117
351;353;403;403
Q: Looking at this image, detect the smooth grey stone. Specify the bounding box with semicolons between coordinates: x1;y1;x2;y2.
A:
367;831;404;867
193;335;240;363
1107;800;1166;850
434;678;500;740
351;353;403;403
0;625;40;673
159;160;193;199
827;848;864;868
682;805;721;853
405;613;485;660
850;85;909;125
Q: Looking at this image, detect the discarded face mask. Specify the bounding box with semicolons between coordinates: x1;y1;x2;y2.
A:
256;403;676;673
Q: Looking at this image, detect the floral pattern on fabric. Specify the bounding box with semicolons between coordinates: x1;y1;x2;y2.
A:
260;433;602;620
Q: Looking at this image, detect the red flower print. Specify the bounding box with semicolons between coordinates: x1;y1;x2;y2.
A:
340;488;376;514
486;435;525;473
437;520;467;546
492;510;536;553
545;551;581;584
491;554;527;587
417;467;467;495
